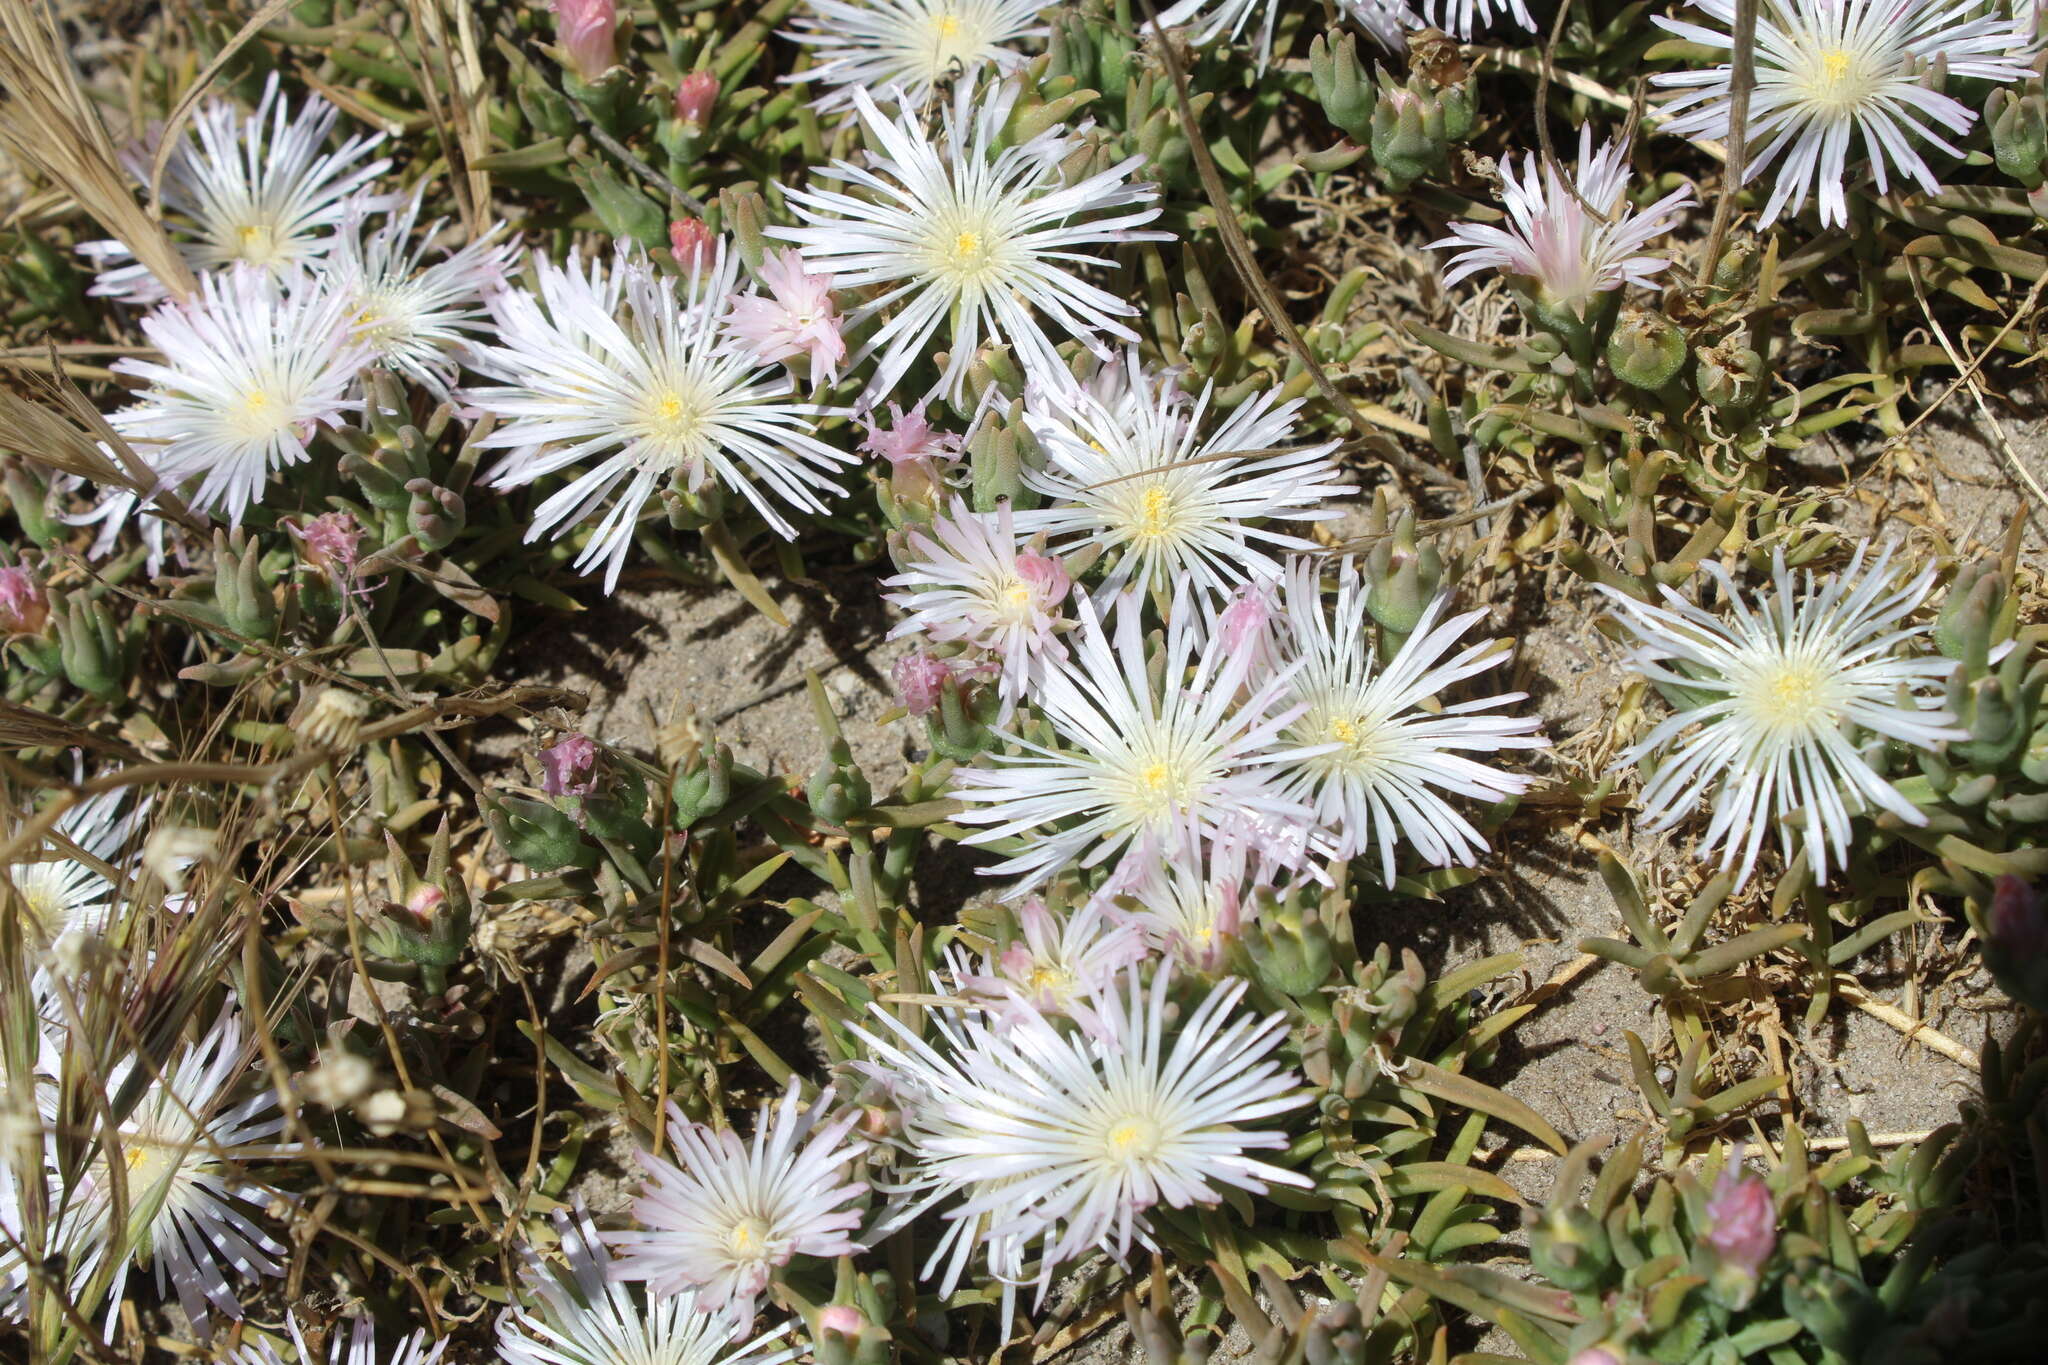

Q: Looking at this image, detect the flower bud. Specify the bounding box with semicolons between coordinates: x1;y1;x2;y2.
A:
928;666;1002;760
1606;309;1689;390
673;70;719;131
672;742;734;827
405;478;465;553
1241;904;1333;999
1309;32;1374;143
1370;83;1452;192
56;593;125;702
807;737;872;824
213;529;275;640
1694;339;1762;412
0;564;50;637
1985;874;2048;1011
290;511;365;582
894;651;953;718
553;0;617;84
1528;1204;1613;1292
1364;505;1444;646
669;218;714;273
487;794;599;872
1566;1350;1622;1365
1700;1160;1776;1309
1991;87;2048;190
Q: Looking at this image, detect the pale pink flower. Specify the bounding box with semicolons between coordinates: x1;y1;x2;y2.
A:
893;651;953;718
674;71;720;130
816;1306;866;1340
288;511;363;580
953;895;1151;1037
860;404;963;467
723;249;846;384
1702;1155;1776;1307
540;733;600;797
554;0;618;82
0;565;49;636
669;218;714;272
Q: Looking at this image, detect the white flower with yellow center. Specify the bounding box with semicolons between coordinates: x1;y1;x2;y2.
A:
327;189;514;395
109;266;369;527
950;589;1326;897
884;497;1071;707
469;242;853;593
952;894;1151;1035
1018;355;1347;604
224;1314;445;1365
1274;558;1546;887
785;0;1047;112
5;790;150;950
501;1205;800;1365
67;1007;288;1329
1601;545;1964;887
854;963;1308;1317
610;1083;866;1313
81;72;392;302
1122;813;1311;970
770;79;1167;405
1652;0;2036;228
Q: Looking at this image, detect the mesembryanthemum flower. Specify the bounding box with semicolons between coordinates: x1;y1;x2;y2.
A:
501;1205;800;1365
950;894;1152;1035
784;0;1047;113
222;1313;446;1365
1016;354;1347;605
327;189;515;395
1651;0;2037;228
1428;126;1694;318
1271;558;1546;886
67;1006;289;1328
610;1083;867;1312
468;242;853;592
1600;544;1966;887
855;963;1310;1316
109;266;371;526
883;497;1071;707
80;72;392;302
5;789;150;949
949;589;1326;897
771;79;1167;405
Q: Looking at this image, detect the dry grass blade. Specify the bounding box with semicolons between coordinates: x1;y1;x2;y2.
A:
0;356;207;534
0;1;195;299
143;0;300;219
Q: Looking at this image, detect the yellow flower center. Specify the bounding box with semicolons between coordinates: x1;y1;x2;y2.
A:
1104;1116;1162;1161
227;387;293;441
725;1216;772;1258
1799;45;1880;114
235;221;283;266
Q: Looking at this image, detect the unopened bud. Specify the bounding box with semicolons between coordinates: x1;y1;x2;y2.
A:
673;70;719;131
894;651;953;718
553;0;617;83
669;218;714;273
1700;1158;1776;1309
1606;309;1689;390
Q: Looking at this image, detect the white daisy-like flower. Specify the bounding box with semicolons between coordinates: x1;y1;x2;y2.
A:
469;243;853;593
109;266;371;526
784;0;1047;113
1156;0;1532;61
1122;813;1310;970
610;1083;866;1312
67;1006;288;1328
770;80;1167;405
950;589;1327;896
6;789;150;949
81;72;392;302
855;963;1309;1315
328;189;514;394
884;497;1071;707
1272;558;1545;886
1600;544;1965;887
1428;126;1694;316
501;1205;801;1365
1421;0;1540;40
1651;0;2037;229
1017;354;1347;604
222;1313;446;1365
951;894;1152;1035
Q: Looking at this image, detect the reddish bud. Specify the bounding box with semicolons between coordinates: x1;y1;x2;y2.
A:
674;70;719;130
669;217;714;273
0;565;50;636
553;0;617;83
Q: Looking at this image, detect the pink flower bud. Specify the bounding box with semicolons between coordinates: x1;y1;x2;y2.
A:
1219;583;1273;655
404;884;446;927
674;70;719;130
1991;875;2048;960
541;733;600;797
1702;1163;1776;1278
553;0;617;83
817;1305;865;1339
669;217;713;273
1014;551;1071;611
893;651;952;718
0;565;50;636
289;512;364;581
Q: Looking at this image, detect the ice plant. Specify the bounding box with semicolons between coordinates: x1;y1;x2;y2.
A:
288;510;365;581
1123;814;1308;970
4;789;149;948
611;1083;867;1311
952;895;1151;1035
855;964;1310;1314
80;73;391;302
674;70;720;130
1600;545;1965;888
1701;1158;1777;1308
1651;0;2037;228
1272;558;1546;887
326;190;513;394
884;498;1071;706
893;650;955;716
949;589;1324;896
109;266;371;526
784;0;1047;112
1017;355;1347;604
68;1008;288;1328
468;243;852;592
553;0;618;83
501;1206;800;1365
771;80;1167;404
224;1315;446;1365
0;563;47;636
722;248;847;385
1428;126;1694;317
540;733;601;797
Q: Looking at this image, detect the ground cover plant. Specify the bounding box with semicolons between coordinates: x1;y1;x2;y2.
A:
1;0;2046;1363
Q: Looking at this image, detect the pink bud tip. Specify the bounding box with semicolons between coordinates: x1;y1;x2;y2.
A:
674;70;719;130
553;0;617;83
893;651;953;718
1702;1164;1776;1277
817;1306;865;1338
0;564;49;637
669;218;714;273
